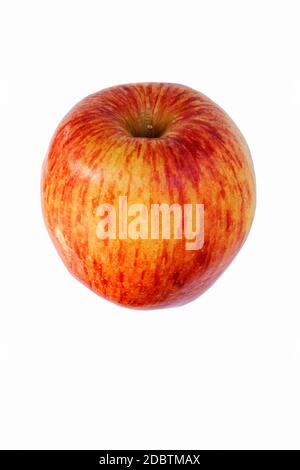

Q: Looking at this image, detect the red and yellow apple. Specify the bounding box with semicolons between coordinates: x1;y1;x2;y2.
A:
41;83;256;309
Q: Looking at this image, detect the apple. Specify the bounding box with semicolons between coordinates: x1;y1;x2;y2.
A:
41;83;256;309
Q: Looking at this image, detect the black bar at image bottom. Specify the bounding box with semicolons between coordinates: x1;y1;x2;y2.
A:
0;450;299;468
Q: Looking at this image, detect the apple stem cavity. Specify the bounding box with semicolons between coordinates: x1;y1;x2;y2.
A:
128;114;166;139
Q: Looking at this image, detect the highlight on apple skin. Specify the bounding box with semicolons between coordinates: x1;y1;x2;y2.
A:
41;83;256;309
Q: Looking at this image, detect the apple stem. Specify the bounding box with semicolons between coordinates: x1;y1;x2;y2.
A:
144;107;154;137
145;123;154;137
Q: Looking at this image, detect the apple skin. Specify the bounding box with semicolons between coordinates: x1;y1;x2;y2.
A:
41;83;256;309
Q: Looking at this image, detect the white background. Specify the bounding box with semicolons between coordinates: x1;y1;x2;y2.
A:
0;0;300;450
